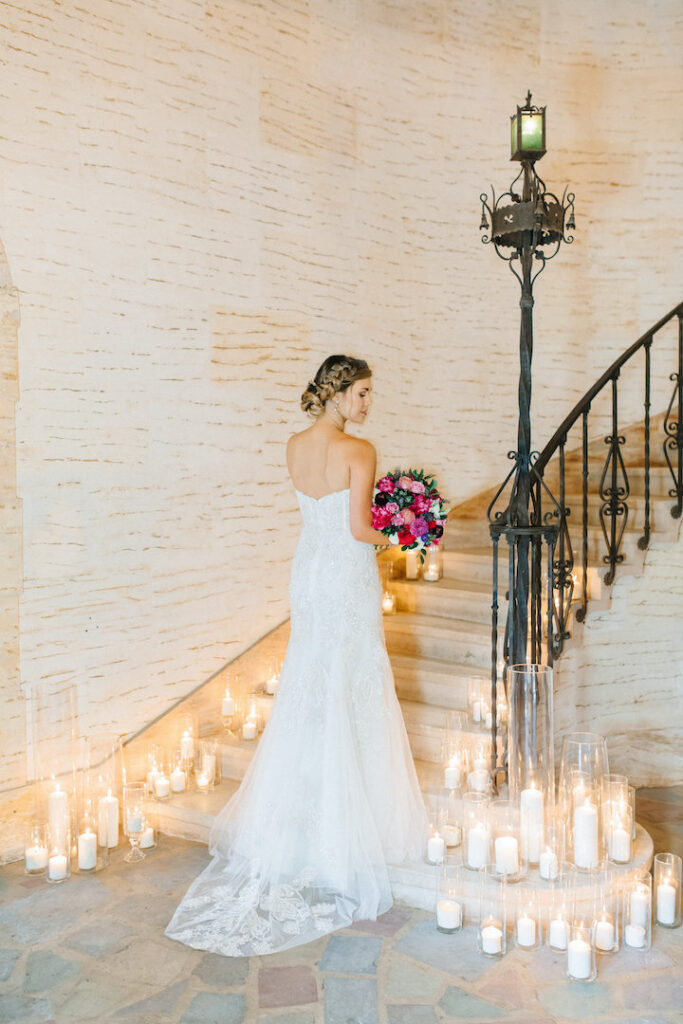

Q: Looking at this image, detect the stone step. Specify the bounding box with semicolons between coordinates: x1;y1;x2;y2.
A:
390;653;489;710
383;611;490;668
390;577;493;625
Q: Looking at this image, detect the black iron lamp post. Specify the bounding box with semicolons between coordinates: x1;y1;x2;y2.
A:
479;92;576;785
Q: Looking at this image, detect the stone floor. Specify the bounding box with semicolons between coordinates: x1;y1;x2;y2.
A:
0;787;681;1024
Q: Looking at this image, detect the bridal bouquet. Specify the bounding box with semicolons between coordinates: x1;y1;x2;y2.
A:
372;469;448;552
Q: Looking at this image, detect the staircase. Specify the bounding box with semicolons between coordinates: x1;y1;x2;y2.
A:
124;304;683;910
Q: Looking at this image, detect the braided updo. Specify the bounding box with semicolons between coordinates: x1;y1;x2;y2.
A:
301;355;372;418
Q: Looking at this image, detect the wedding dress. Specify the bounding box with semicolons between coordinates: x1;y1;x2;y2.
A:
165;487;429;956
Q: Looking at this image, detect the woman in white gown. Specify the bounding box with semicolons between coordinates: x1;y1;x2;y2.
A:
165;355;429;956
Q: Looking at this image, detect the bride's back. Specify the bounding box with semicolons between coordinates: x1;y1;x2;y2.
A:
287;424;353;498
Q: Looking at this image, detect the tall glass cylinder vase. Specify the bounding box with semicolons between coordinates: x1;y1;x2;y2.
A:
623;873;652;950
463;793;490;871
591;860;619;953
478;866;507;957
508;665;554;868
558;733;609;872
435;859;464;933
654;853;682;928
547;861;577;951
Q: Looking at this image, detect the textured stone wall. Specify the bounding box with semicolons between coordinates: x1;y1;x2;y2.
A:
0;0;681;793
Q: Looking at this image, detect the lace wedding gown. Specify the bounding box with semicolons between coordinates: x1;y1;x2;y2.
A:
165;487;429;956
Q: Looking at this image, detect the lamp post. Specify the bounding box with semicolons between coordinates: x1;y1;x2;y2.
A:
479;92;576;785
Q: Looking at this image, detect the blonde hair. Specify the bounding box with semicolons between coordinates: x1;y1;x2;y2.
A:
301;355;372;418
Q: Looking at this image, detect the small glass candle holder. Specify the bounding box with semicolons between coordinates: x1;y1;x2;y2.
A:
547;861;577;951
514;886;541;950
139;804;157;850
623;873;652;950
151;755;171;802
405;548;420;579
169;753;187;794
464;793;490;871
567;916;596;982
123;783;147;863
242;712;258;740
654;852;682;928
443;751;464;791
491;800;526;882
46;827;71;884
591;860;619;954
24;823;48;876
443;790;462;849
381;589;396;614
179;716;198;769
435;859;464;933
426;823;446;865
538;824;561;881
221;678;238;731
478;866;507;957
145;745;164;796
567;770;602;872
468;679;483;724
422;544;443;581
264;663;280;695
601;773;632;864
197;739;221;792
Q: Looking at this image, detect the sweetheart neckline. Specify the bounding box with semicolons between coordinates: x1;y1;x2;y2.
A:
295;487;350;502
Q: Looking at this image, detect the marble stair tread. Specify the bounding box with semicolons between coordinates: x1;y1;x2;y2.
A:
390;577;493;624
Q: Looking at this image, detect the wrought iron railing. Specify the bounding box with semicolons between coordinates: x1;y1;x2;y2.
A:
532;301;683;657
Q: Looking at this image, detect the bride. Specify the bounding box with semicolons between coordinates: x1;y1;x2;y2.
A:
165;354;429;957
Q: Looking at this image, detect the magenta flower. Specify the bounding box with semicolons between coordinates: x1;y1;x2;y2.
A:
411;516;428;537
377;477;395;493
410;480;426;494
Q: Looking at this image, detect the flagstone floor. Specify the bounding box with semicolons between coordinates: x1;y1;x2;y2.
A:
0;787;681;1024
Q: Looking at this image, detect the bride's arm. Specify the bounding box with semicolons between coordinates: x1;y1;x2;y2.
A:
347;439;391;545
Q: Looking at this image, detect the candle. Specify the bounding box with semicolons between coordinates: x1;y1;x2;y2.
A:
516;914;536;948
539;848;559;881
594;918;615;951
443;823;461;847
222;691;235;716
139;826;155;849
203;754;217;782
494;835;519;876
154;775;170;799
265;674;280;695
629;890;650;928
549;917;569;950
146;766;159;794
656;882;676;926
25;844;48;872
624;923;646;948
427;833;445;864
567;938;592;979
467;823;488;869
170;767;186;792
481;923;503;955
573;800;598;869
485;711;493;729
608;825;631;863
381;592;396;614
520;787;544;864
196;772;210;792
97;789;119;848
444;759;462;790
405;549;419;579
473;753;488;771
180;731;194;760
436;899;462;931
467;769;489;793
77;830;97;871
242;718;257;740
48;786;69;840
126;812;143;834
48;853;68;882
472;700;482;723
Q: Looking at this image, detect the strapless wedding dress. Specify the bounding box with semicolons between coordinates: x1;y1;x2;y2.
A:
164;487;429;956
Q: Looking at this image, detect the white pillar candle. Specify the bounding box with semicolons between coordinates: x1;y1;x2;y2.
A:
139;826;155;849
467;769;489;793
265;674;280;695
607;826;631;863
180;731;194;760
466;823;488;869
48;786;69;840
656;882;677;926
242;718;257;740
443;824;461;847
77;830;97;870
436;899;461;930
549;917;569;950
516;914;536;947
481;923;503;955
126;812;143;834
444;760;462;790
573;801;598;869
494;835;519;876
427;833;445;864
196;772;210;792
170;767;186;792
624;923;646;948
48;853;68;881
539;849;559;881
472;699;482;722
594;918;615;951
520;787;544;864
629;890;650;928
473;754;488;772
222;692;235;716
25;844;48;872
154;775;170;798
98;790;119;848
146;767;159;794
567;938;592;979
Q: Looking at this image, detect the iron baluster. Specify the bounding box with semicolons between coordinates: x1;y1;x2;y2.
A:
663;312;683;519
491;534;500;785
551;439;574;655
638;338;652;550
575;407;590;623
599;373;629;585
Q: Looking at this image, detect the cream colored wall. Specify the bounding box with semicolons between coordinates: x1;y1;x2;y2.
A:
0;0;681;794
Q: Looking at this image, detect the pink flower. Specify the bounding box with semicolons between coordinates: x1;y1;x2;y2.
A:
410;494;432;514
372;508;393;529
402;508;415;524
391;512;405;526
398;475;412;490
377;476;395;493
385;501;399;513
410;480;426;494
